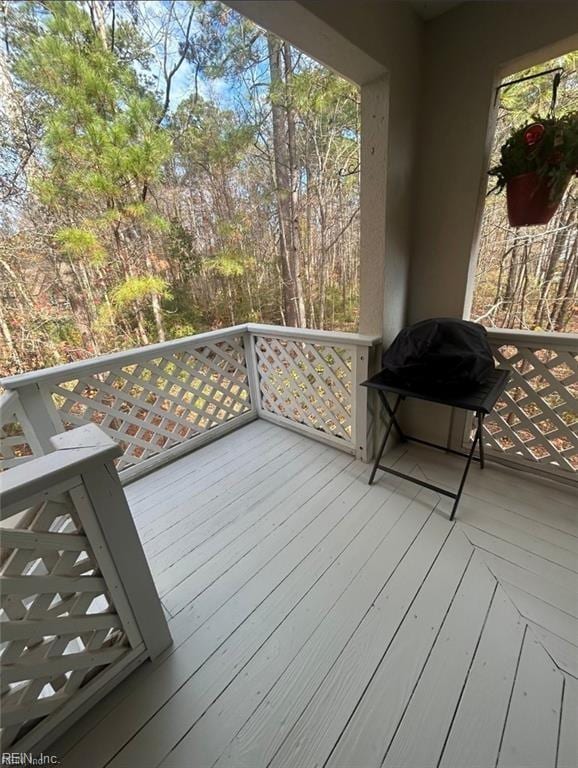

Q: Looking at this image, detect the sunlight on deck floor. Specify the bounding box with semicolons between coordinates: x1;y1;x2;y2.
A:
52;420;578;768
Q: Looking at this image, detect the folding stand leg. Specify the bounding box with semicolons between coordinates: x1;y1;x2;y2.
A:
477;412;485;469
378;390;406;441
368;394;402;486
450;415;482;521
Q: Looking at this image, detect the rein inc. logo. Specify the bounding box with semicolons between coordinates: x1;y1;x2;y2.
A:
1;756;59;766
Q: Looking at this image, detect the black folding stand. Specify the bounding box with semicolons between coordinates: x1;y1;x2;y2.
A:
362;368;510;521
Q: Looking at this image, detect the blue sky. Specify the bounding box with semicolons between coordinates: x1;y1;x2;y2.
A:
130;0;234;114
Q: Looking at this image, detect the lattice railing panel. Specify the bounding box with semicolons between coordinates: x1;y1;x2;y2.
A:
0;392;40;471
0;487;132;750
254;335;353;443
482;340;578;474
48;336;251;472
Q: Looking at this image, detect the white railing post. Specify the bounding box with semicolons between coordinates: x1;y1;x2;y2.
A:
16;382;64;452
0;390;45;470
244;330;262;416
0;424;171;753
351;345;370;462
69;447;173;659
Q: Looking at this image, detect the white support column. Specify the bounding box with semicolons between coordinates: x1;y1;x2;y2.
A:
359;75;388;339
16;383;64;454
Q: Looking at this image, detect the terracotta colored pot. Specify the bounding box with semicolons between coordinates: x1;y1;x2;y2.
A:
506;171;562;227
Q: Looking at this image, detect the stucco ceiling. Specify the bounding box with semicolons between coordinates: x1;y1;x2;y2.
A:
409;1;462;20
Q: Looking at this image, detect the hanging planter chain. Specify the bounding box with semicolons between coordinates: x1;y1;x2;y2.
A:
494;66;564;105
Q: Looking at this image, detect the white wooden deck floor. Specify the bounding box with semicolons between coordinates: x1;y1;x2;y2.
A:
53;420;578;768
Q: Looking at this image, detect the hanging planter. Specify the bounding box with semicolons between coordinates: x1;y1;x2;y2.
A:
506;170;567;227
488;110;578;228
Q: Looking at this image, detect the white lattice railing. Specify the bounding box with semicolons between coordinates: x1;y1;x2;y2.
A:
253;335;353;442
0;325;380;481
247;325;377;456
0;326;254;482
0;424;171;753
480;329;578;479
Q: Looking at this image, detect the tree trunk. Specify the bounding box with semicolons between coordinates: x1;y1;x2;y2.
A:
552;232;577;331
145;246;166;342
267;34;305;328
533;194;572;329
283;43;306;327
57;259;95;354
88;0;108;48
0;299;20;371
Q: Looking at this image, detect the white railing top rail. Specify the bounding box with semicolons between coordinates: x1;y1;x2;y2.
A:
486;327;578;349
246;323;381;347
0;323;380;390
0;424;121;517
0;324;249;389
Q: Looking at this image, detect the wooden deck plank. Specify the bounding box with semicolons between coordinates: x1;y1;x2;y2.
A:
439;587;526;768
456;503;578;573
160;451;355;621
381;554;496;768
109;478;423;767
128;420;281;523
162;455;367;632
149;436;332;574
497;632;563;768
155;450;344;608
498;582;578;647
527;622;578;678
461;523;577;590
558;675;578;768
328;527;473;768
264;508;451;768
138;428;304;544
59;442;374;767
477;550;578;618
142;438;313;563
146;437;331;583
401;461;578;554
456;495;578;557
398;443;578;533
155;487;435;768
124;420;274;508
50;425;577;768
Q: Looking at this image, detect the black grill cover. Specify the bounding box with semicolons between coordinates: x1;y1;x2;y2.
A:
381;318;495;394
